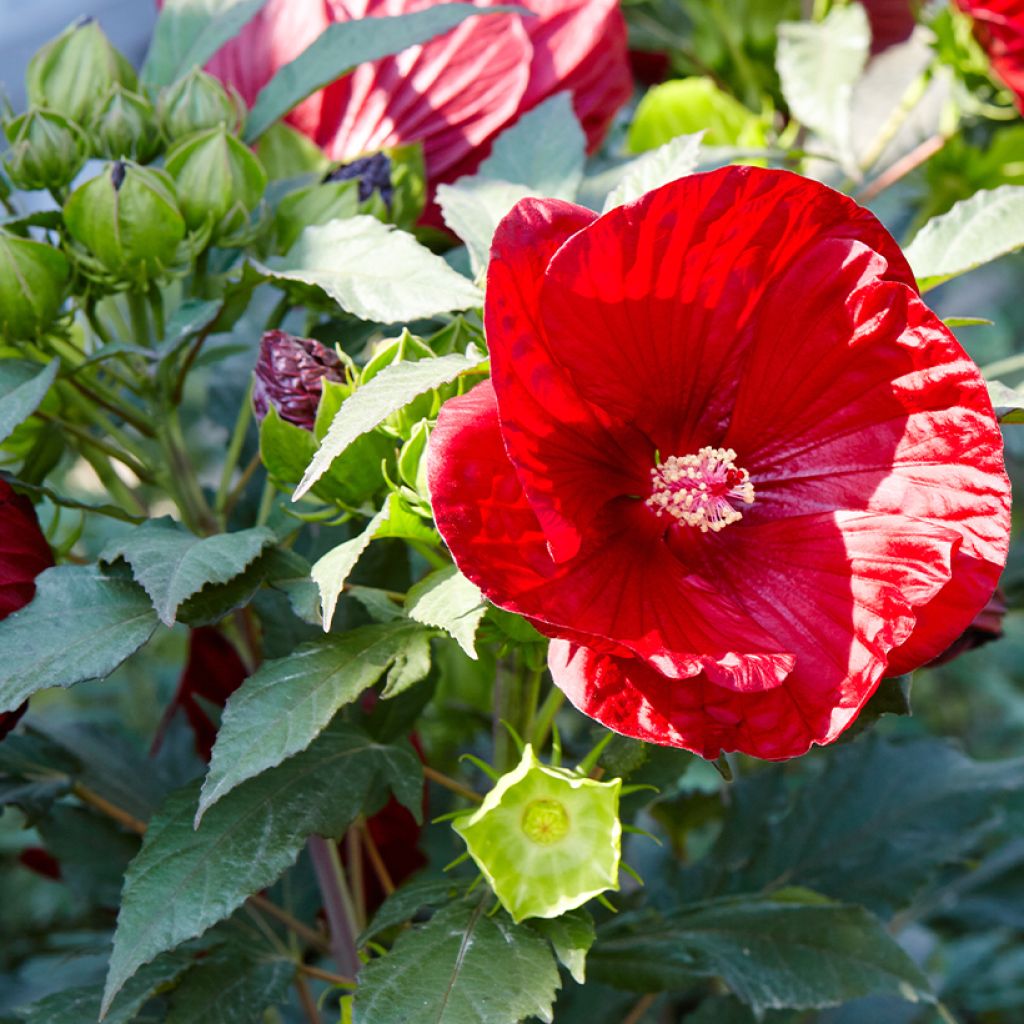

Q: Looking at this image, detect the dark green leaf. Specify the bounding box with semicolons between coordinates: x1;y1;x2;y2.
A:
143;0;270;87
166;949;293;1024
359;878;461;945
198;620;430;820
354;898;561;1024
0;566;158;714
100;520;276;626
0;359;57;446
103;721;420;1014
588;895;931;1013
244;5;516;140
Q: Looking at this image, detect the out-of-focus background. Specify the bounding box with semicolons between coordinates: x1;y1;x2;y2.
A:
0;2;155;109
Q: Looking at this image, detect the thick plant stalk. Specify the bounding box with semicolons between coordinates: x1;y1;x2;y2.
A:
308;834;361;978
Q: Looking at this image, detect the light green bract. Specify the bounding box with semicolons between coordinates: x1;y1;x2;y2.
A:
454;745;622;923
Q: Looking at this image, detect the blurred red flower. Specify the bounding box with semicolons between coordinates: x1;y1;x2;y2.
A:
427;166;1011;761
0;481;54;741
861;0;918;53
957;0;1024;110
204;0;631;184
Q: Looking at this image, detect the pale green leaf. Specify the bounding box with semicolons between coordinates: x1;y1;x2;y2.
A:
437;179;536;277
905;185;1024;290
100;520;275;626
0;359;57;445
244;5;515;140
294;348;484;498
256;216;481;323
102;721;421;1014
987;380;1024;423
529;909;596;985
776;5;870;174
312;506;390;631
143;0;270;87
198;620;429;821
589;895;932;1013
353;899;561;1024
407;564;485;659
603;133;703;212
0;566;158;714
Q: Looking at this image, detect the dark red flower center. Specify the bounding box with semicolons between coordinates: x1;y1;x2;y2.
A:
645;446;755;533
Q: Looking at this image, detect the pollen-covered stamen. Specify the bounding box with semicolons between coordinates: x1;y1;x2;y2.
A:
646;446;755;533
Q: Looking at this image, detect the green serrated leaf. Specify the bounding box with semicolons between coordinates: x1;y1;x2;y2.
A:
243;5;515;140
16;951;192;1024
100;520;275;626
312;507;390;630
0;359;57;446
166;950;294;1024
407;565;485;659
255;217;482;325
776;4;870;174
589;895;932;1013
0;566;158;714
294;349;484;498
905;185;1024;290
143;0;270;86
102;721;421;1015
354;898;561;1024
380;626;431;699
359;878;460;945
198;620;429;820
603;133;704;212
529;908;596;985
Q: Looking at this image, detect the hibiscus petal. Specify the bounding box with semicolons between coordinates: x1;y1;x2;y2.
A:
487;196;653;562
428;382;795;690
318;0;531;179
550;509;962;760
538;167;917;458
0;484;53;621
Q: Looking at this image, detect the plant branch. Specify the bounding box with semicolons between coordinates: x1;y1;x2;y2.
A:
855;134;946;205
308;835;361;978
293;973;321;1024
297;963;357;988
623;993;657;1024
360;817;396;897
422;765;482;803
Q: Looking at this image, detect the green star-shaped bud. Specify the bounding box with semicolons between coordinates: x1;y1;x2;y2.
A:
453;745;622;923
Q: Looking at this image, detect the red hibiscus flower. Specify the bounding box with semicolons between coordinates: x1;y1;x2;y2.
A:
956;0;1024;110
204;0;631;185
426;166;1011;761
0;480;54;740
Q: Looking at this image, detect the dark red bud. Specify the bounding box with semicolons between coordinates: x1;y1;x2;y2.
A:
252;329;345;432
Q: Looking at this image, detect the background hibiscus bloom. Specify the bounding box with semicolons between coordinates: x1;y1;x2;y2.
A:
428;167;1011;761
205;0;631;186
957;0;1024;109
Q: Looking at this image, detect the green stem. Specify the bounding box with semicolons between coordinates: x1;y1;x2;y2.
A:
78;447;147;517
40;414;152;483
127;290;150;348
707;0;760;109
156;408;217;534
256;478;276;526
531;686;566;752
409;539;450;571
55;382;150;463
69;377;154;436
215;381;254;515
519;665;545;751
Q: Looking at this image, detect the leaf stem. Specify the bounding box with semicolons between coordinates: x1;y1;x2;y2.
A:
297;963;357;988
981;352;1024;379
308;835;362;978
623;993;657;1024
531;686;565;752
854;134;946;204
359;817;396;896
293;973;321;1024
249;893;331;953
71;782;146;834
422;765;482;803
215;380;255;514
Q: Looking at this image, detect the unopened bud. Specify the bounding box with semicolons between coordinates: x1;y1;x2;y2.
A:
2;109;88;192
90;84;161;163
325;152;394;208
252;330;345;431
0;231;70;341
26;17;137;125
63;161;186;286
165;128;267;243
158;67;245;142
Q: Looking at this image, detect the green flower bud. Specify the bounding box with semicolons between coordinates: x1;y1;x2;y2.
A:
63;161;186;286
0;231;70;341
157;68;245;142
454;745;622;922
90;84;161;163
2;109;88;192
26;17;137;125
165;128;267;244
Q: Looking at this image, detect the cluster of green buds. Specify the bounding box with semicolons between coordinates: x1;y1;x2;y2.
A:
1;17;270;294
